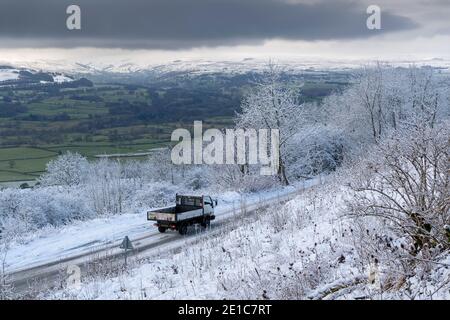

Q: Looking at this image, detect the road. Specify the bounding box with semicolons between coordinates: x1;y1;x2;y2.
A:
6;180;322;296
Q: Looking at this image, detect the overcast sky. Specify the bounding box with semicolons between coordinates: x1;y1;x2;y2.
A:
0;0;449;64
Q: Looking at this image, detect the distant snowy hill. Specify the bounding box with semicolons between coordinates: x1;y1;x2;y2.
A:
1;57;448;88
0;65;74;87
5;57;450;78
0;67;20;81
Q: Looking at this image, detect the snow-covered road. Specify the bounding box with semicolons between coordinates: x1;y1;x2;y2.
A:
5;179;321;290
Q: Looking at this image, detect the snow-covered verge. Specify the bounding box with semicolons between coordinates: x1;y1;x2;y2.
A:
42;176;449;300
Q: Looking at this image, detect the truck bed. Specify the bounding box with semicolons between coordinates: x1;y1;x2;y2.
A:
147;195;216;234
147;206;204;222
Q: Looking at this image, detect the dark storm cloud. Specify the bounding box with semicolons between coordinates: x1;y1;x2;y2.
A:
0;0;418;49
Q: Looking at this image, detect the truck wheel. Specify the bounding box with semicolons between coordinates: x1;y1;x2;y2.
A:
201;219;210;228
158;226;167;233
178;224;188;235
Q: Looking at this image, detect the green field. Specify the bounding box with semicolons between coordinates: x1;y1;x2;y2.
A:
0;147;56;161
0;81;238;182
0;147;54;182
0;118;235;183
0;143;167;183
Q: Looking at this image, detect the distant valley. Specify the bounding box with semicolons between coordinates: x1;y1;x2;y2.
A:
0;64;351;183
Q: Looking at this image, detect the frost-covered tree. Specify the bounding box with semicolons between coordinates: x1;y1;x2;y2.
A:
236;63;304;185
87;159;124;215
287;124;346;178
40;152;89;186
0;189;33;236
207;164;277;192
147;148;176;184
326;64;449;145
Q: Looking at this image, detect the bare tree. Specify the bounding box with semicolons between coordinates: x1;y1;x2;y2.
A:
147;148;177;184
236;63;304;185
88;159;124;215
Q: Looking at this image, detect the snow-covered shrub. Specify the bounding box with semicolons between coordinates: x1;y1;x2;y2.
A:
346;122;449;293
182;165;210;190
0;186;94;240
349;123;449;255
207;164;279;193
146;148;177;184
124;182;185;214
0;242;15;300
121;160;149;189
267;203;290;233
40;152;89;186
287;125;347;178
0;188;36;237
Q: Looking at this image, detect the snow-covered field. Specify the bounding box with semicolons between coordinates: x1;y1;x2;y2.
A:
0;69;20;81
44;177;449;300
52;74;73;83
0;67;73;84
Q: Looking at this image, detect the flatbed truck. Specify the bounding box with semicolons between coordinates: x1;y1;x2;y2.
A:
147;195;217;235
